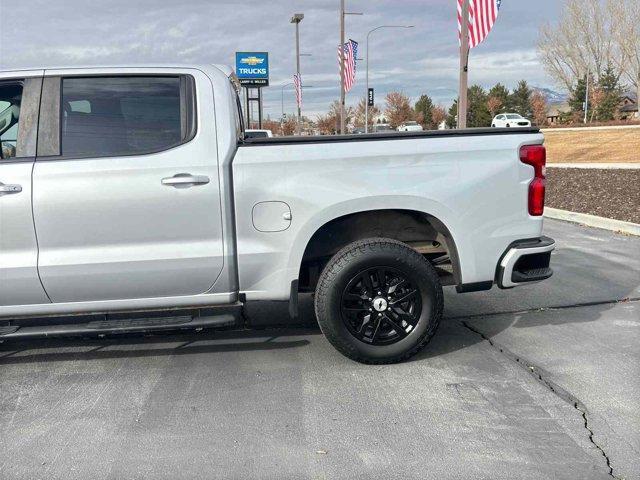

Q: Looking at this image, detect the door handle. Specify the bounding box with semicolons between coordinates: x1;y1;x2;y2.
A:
161;174;210;188
0;182;22;195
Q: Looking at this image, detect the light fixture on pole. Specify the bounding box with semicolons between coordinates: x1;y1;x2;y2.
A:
364;25;414;133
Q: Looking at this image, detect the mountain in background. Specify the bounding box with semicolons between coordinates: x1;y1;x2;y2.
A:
532;87;568;105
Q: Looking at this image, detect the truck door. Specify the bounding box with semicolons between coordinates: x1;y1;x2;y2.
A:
32;70;225;303
0;73;50;307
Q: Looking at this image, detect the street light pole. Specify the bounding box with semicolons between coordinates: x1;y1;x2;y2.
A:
365;25;414;133
291;13;304;135
339;1;362;134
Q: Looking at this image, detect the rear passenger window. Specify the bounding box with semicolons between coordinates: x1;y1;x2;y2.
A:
0;83;23;160
61;76;194;158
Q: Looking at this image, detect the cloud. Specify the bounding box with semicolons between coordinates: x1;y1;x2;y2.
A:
0;0;560;117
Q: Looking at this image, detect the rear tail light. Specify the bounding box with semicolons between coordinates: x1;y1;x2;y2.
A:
520;145;546;216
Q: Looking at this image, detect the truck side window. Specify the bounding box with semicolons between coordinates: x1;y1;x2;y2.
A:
60;76;194;158
0;83;23;160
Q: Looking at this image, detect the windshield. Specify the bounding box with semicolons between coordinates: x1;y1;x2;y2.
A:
506;114;523;119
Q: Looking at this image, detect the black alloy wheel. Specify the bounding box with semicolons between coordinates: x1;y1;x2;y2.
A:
314;238;443;364
340;267;422;346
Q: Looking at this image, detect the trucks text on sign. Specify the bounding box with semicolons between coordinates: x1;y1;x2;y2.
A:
235;52;269;87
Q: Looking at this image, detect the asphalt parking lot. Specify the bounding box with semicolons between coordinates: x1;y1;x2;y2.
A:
1;219;638;480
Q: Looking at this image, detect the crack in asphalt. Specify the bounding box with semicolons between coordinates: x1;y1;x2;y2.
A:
462;319;622;479
448;296;640;321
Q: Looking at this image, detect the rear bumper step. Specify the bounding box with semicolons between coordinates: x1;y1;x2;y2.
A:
497;236;555;289
0;313;238;340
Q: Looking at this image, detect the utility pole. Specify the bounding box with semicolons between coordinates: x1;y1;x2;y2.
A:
291;13;304;135
339;0;346;134
458;0;470;129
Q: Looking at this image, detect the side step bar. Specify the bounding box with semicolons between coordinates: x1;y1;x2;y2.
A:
0;312;239;340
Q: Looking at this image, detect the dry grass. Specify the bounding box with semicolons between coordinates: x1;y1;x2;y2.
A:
544;127;640;163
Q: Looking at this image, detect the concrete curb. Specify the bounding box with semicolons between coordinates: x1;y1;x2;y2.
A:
545;208;640;236
548;163;640;170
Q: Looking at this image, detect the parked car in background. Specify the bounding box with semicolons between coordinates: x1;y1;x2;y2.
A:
244;129;273;139
0;64;554;364
492;114;531;128
397;121;424;132
372;123;396;133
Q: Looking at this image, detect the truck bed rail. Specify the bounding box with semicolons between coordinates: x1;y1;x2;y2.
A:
241;127;541;146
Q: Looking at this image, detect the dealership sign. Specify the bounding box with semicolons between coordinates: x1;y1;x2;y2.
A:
235;52;269;86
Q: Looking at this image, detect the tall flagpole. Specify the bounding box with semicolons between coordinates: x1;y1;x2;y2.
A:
458;0;470;129
339;0;346;134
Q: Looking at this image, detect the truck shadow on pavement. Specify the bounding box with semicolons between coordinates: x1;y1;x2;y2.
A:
1;294;625;367
0;328;315;365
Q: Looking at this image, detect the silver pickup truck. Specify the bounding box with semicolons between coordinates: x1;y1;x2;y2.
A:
0;64;554;363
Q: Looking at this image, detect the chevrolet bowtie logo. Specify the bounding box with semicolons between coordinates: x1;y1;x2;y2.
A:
240;56;264;66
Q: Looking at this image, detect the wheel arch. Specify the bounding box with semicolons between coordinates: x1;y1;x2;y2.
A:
292;204;462;292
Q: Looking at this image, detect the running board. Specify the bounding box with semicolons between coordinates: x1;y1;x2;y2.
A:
0;313;238;340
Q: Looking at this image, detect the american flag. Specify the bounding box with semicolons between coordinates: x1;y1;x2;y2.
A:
458;0;501;49
293;73;302;109
338;39;358;93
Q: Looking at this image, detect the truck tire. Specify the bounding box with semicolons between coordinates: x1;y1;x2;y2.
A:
314;238;443;364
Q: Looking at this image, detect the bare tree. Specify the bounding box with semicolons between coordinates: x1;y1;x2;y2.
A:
262;119;282;136
537;0;623;91
317;100;354;134
610;0;640;110
487;96;503;117
431;106;447;129
315;114;336;135
530;91;548;126
280;118;297;136
354;97;380;128
385;92;415;129
589;87;606;122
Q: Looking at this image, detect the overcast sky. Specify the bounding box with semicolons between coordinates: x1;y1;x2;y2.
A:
0;0;561;118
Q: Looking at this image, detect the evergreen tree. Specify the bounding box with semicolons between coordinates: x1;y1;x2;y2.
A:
446;101;458;129
595;64;622;121
569;76;588;114
510;80;533;118
468;85;491;127
414;94;435;129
